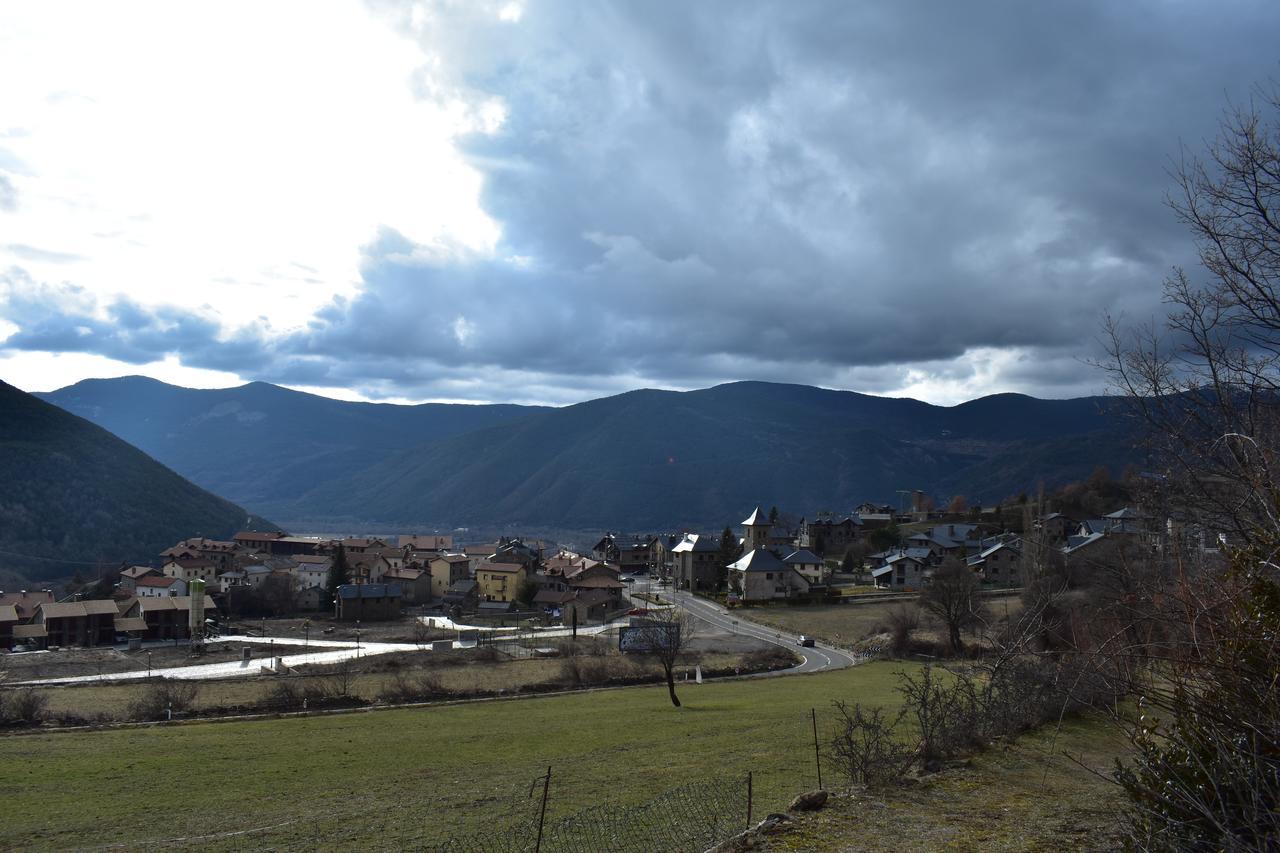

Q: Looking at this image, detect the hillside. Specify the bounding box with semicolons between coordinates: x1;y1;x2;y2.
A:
0;380;271;582
39;376;545;510
273;381;1137;530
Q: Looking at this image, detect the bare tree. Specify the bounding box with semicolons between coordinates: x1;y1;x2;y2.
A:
1103;84;1280;547
630;607;694;707
1101;83;1280;849
918;558;983;655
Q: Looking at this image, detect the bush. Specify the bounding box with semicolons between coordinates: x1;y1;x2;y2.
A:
887;606;920;655
829;701;915;787
126;680;199;721
0;689;48;727
376;671;447;704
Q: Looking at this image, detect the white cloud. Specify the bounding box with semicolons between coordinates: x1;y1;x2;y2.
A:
0;0;498;328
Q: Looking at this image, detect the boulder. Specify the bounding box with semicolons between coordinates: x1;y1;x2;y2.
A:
787;789;829;812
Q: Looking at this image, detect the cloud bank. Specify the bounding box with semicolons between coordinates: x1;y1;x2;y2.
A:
2;1;1278;404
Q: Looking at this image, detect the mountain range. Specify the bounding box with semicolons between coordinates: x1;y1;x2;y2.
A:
39;377;1139;533
0;380;270;582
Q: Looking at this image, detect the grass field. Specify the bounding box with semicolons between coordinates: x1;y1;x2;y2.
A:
27;649;767;720
772;715;1128;851
0;660;1126;851
733;595;1025;649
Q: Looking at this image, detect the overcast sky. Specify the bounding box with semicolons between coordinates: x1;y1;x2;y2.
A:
1;1;1277;406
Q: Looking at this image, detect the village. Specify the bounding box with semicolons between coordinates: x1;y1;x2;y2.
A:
0;492;1181;657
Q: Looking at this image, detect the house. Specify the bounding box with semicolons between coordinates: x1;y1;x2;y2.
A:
562;588;619;625
565;563;625;613
670;533;722;592
119;566;160;595
135;575;188;598
0;590;54;622
160;537;240;573
967;541;1023;587
441;579;479;614
490;537;540;568
872;552;929;590
1037;512;1072;544
533;587;575;615
244;564;273;588
350;554;392;585
798;514;862;557
163;558;218;584
234;530;286;552
782;549;828;587
294;585;325;612
615;540;650;573
429;554;473;600
293;554;331;590
14;599;121;648
727;548;809;602
216;569;248;593
475;561;527;603
383;566;432;603
325;537;388;556
335;583;403;621
370;546;409;572
399;534;453;552
0;605;18;648
121;595;218;641
646;534;683;577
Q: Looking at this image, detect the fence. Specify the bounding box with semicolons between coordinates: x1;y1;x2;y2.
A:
432;770;751;853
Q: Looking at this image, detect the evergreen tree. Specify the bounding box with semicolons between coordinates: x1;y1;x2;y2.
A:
716;526;741;591
325;544;350;609
768;505;779;525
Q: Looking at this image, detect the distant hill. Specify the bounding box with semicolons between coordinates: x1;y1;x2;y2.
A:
0;381;271;582
267;381;1139;530
39;376;546;513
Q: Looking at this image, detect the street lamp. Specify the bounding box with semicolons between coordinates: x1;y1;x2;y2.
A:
355;620;361;658
304;619;310;651
147;651;152;679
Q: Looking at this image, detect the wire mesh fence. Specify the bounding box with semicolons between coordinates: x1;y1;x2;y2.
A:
432;770;750;853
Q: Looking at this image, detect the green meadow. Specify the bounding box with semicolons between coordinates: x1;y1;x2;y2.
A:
0;661;1122;850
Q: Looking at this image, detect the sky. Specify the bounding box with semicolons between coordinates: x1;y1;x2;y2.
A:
0;1;1277;407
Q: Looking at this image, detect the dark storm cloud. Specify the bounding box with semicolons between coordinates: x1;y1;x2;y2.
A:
4;0;1279;403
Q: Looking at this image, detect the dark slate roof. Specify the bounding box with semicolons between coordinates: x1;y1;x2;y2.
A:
729;548;785;573
782;549;823;565
741;507;767;526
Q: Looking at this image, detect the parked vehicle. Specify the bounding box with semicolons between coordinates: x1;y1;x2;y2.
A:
797;635;815;647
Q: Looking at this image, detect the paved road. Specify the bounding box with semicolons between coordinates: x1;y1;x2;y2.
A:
660;588;859;675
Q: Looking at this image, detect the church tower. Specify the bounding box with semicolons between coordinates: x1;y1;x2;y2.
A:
742;506;770;551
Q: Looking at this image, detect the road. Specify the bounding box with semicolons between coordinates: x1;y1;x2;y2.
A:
654;586;860;675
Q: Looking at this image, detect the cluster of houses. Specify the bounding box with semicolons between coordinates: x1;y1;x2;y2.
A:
0;588;217;651
2;501;1186;649
0;529;641;650
638;503;1168;601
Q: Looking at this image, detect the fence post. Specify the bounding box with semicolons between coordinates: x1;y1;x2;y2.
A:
535;766;551;853
811;707;823;789
746;770;753;828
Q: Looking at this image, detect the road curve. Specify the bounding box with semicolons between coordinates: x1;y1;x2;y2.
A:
661;588;860;675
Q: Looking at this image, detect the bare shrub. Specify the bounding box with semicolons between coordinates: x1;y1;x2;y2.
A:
377;670;447;704
828;701;915;787
264;679;303;710
741;646;798;672
0;689;48;726
126;680;200;721
887;605;920;655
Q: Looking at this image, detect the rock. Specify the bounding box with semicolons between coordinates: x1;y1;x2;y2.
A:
787;789;829;812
